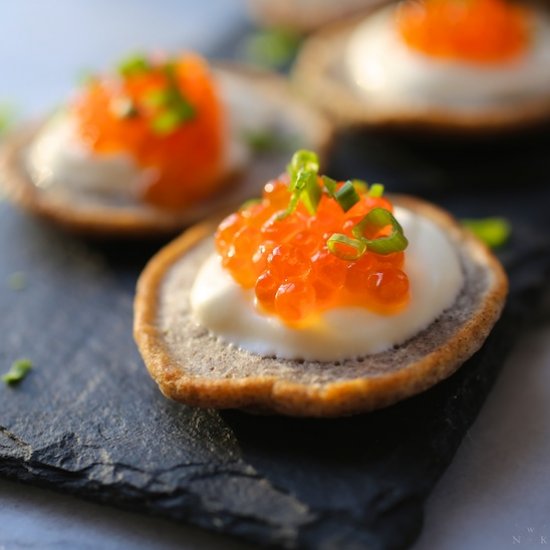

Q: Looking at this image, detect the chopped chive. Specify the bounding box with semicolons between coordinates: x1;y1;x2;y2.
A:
334;181;360;212
327;234;367;261
161;62;195;123
117;55;195;132
151;110;183;135
242;130;277;153
321;175;338;197
287;150;320;187
301;173;322;215
352;179;368;194
2;359;33;385
276;192;302;220
352;207;408;255
368;183;385;198
244;28;302;70
143;89;171;108
274;150;408;262
461;217;511;248
118;54;150;77
173;100;195;121
8;272;27;291
277;150;322;219
241;130;296;153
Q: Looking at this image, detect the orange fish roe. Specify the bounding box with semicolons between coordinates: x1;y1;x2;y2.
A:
215;177;410;324
73;53;225;209
396;0;530;64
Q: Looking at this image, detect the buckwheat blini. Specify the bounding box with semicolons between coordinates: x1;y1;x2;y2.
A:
134;151;507;417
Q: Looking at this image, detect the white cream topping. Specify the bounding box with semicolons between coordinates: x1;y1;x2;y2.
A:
25;74;274;197
346;6;550;110
26;112;155;196
190;207;464;361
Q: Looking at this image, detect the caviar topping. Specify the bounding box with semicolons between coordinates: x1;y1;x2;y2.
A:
396;0;530;64
215;151;410;324
73;53;225;209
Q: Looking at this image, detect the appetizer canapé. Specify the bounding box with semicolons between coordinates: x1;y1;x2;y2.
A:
134;150;508;416
293;0;550;131
0;53;331;235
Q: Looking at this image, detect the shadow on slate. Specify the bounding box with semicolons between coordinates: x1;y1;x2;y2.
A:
1;127;550;550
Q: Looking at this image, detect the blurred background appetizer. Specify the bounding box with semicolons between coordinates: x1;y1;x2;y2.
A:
293;0;550;132
0;52;331;236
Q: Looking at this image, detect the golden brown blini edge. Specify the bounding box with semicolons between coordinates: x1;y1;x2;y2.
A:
291;12;550;133
0;64;333;237
133;195;508;417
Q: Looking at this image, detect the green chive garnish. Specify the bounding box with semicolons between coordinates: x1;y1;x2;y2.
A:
8;272;27;291
327;234;367;261
352;179;368;194
321;175;338;197
143;89;171;108
278;150;322;219
2;359;33;385
301;174;323;215
262;149;407;262
143;62;195;134
173;100;195;122
462;217;511;249
334;181;360;212
151;111;184;135
287;150;320;185
352;207;408;255
242;130;297;153
118;54;150;77
161;62;196;122
244;28;302;70
368;183;385;197
117;53;196;134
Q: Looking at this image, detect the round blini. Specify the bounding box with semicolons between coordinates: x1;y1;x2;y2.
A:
291;9;550;133
134;195;508;417
0;65;332;237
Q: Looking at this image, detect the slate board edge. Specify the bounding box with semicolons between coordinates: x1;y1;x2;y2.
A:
0;287;539;550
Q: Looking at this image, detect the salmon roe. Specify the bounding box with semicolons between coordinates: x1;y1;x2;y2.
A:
397;0;530;64
73;54;225;209
215;178;410;324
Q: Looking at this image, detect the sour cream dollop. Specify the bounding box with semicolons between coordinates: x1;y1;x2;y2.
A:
190;207;464;361
26;113;154;197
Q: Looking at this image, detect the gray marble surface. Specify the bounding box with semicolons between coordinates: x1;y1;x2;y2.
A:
2;1;550;548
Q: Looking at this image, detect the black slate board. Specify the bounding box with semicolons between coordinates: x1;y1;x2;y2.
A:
1;127;550;549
